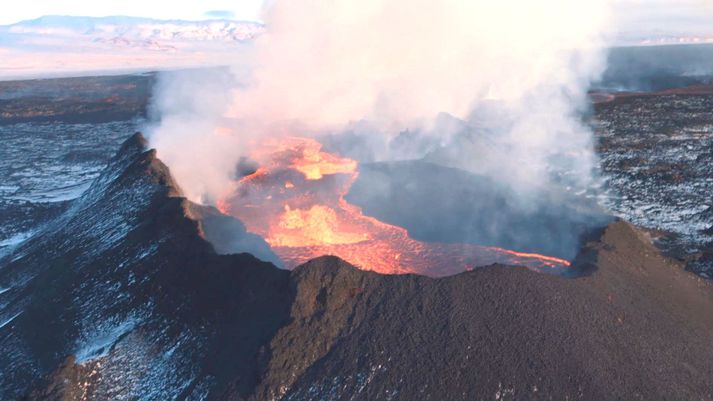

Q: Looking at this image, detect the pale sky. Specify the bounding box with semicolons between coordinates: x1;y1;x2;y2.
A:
0;0;266;25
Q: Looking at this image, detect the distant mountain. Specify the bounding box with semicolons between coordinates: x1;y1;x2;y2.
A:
2;15;264;48
617;33;713;47
0;16;263;79
613;1;713;47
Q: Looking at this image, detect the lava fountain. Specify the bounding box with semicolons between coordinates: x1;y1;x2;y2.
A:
217;137;571;277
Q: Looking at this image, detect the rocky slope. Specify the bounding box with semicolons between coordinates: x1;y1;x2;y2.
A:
1;134;712;400
1;133;288;400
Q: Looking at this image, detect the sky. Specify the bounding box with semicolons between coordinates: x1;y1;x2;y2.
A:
0;0;265;25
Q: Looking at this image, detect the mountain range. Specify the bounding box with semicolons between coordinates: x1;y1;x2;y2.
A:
2;15;263;47
0;16;262;79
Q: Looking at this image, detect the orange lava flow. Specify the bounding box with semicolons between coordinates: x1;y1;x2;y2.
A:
218;137;571;277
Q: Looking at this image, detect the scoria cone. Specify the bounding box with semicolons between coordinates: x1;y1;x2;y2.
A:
0;133;711;401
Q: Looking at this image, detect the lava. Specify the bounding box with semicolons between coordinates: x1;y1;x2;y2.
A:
218;137;571;277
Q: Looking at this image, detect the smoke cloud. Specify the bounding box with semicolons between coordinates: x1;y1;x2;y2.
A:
149;0;613;203
147;0;617;261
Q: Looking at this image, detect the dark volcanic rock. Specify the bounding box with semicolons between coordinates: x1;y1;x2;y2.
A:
0;75;152;125
254;222;713;401
2;134;713;400
594;90;713;276
1;133;291;400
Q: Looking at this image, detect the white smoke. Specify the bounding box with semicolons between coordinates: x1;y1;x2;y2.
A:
148;0;615;204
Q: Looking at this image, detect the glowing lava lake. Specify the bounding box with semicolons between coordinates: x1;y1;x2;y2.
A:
217;137;571;277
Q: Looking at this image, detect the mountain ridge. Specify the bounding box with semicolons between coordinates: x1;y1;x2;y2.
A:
2;15;264;42
0;16;262;79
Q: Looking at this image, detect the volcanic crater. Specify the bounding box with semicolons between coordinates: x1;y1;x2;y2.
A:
216;136;588;277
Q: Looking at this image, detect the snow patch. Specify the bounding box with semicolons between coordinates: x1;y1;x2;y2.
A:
0;231;33;248
0;311;22;331
75;316;139;363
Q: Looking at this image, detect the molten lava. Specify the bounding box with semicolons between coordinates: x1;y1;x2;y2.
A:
218;137;571;277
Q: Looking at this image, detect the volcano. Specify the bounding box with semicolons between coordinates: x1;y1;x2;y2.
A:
2;133;713;401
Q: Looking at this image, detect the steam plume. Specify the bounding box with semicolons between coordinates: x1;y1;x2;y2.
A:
148;0;613;206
